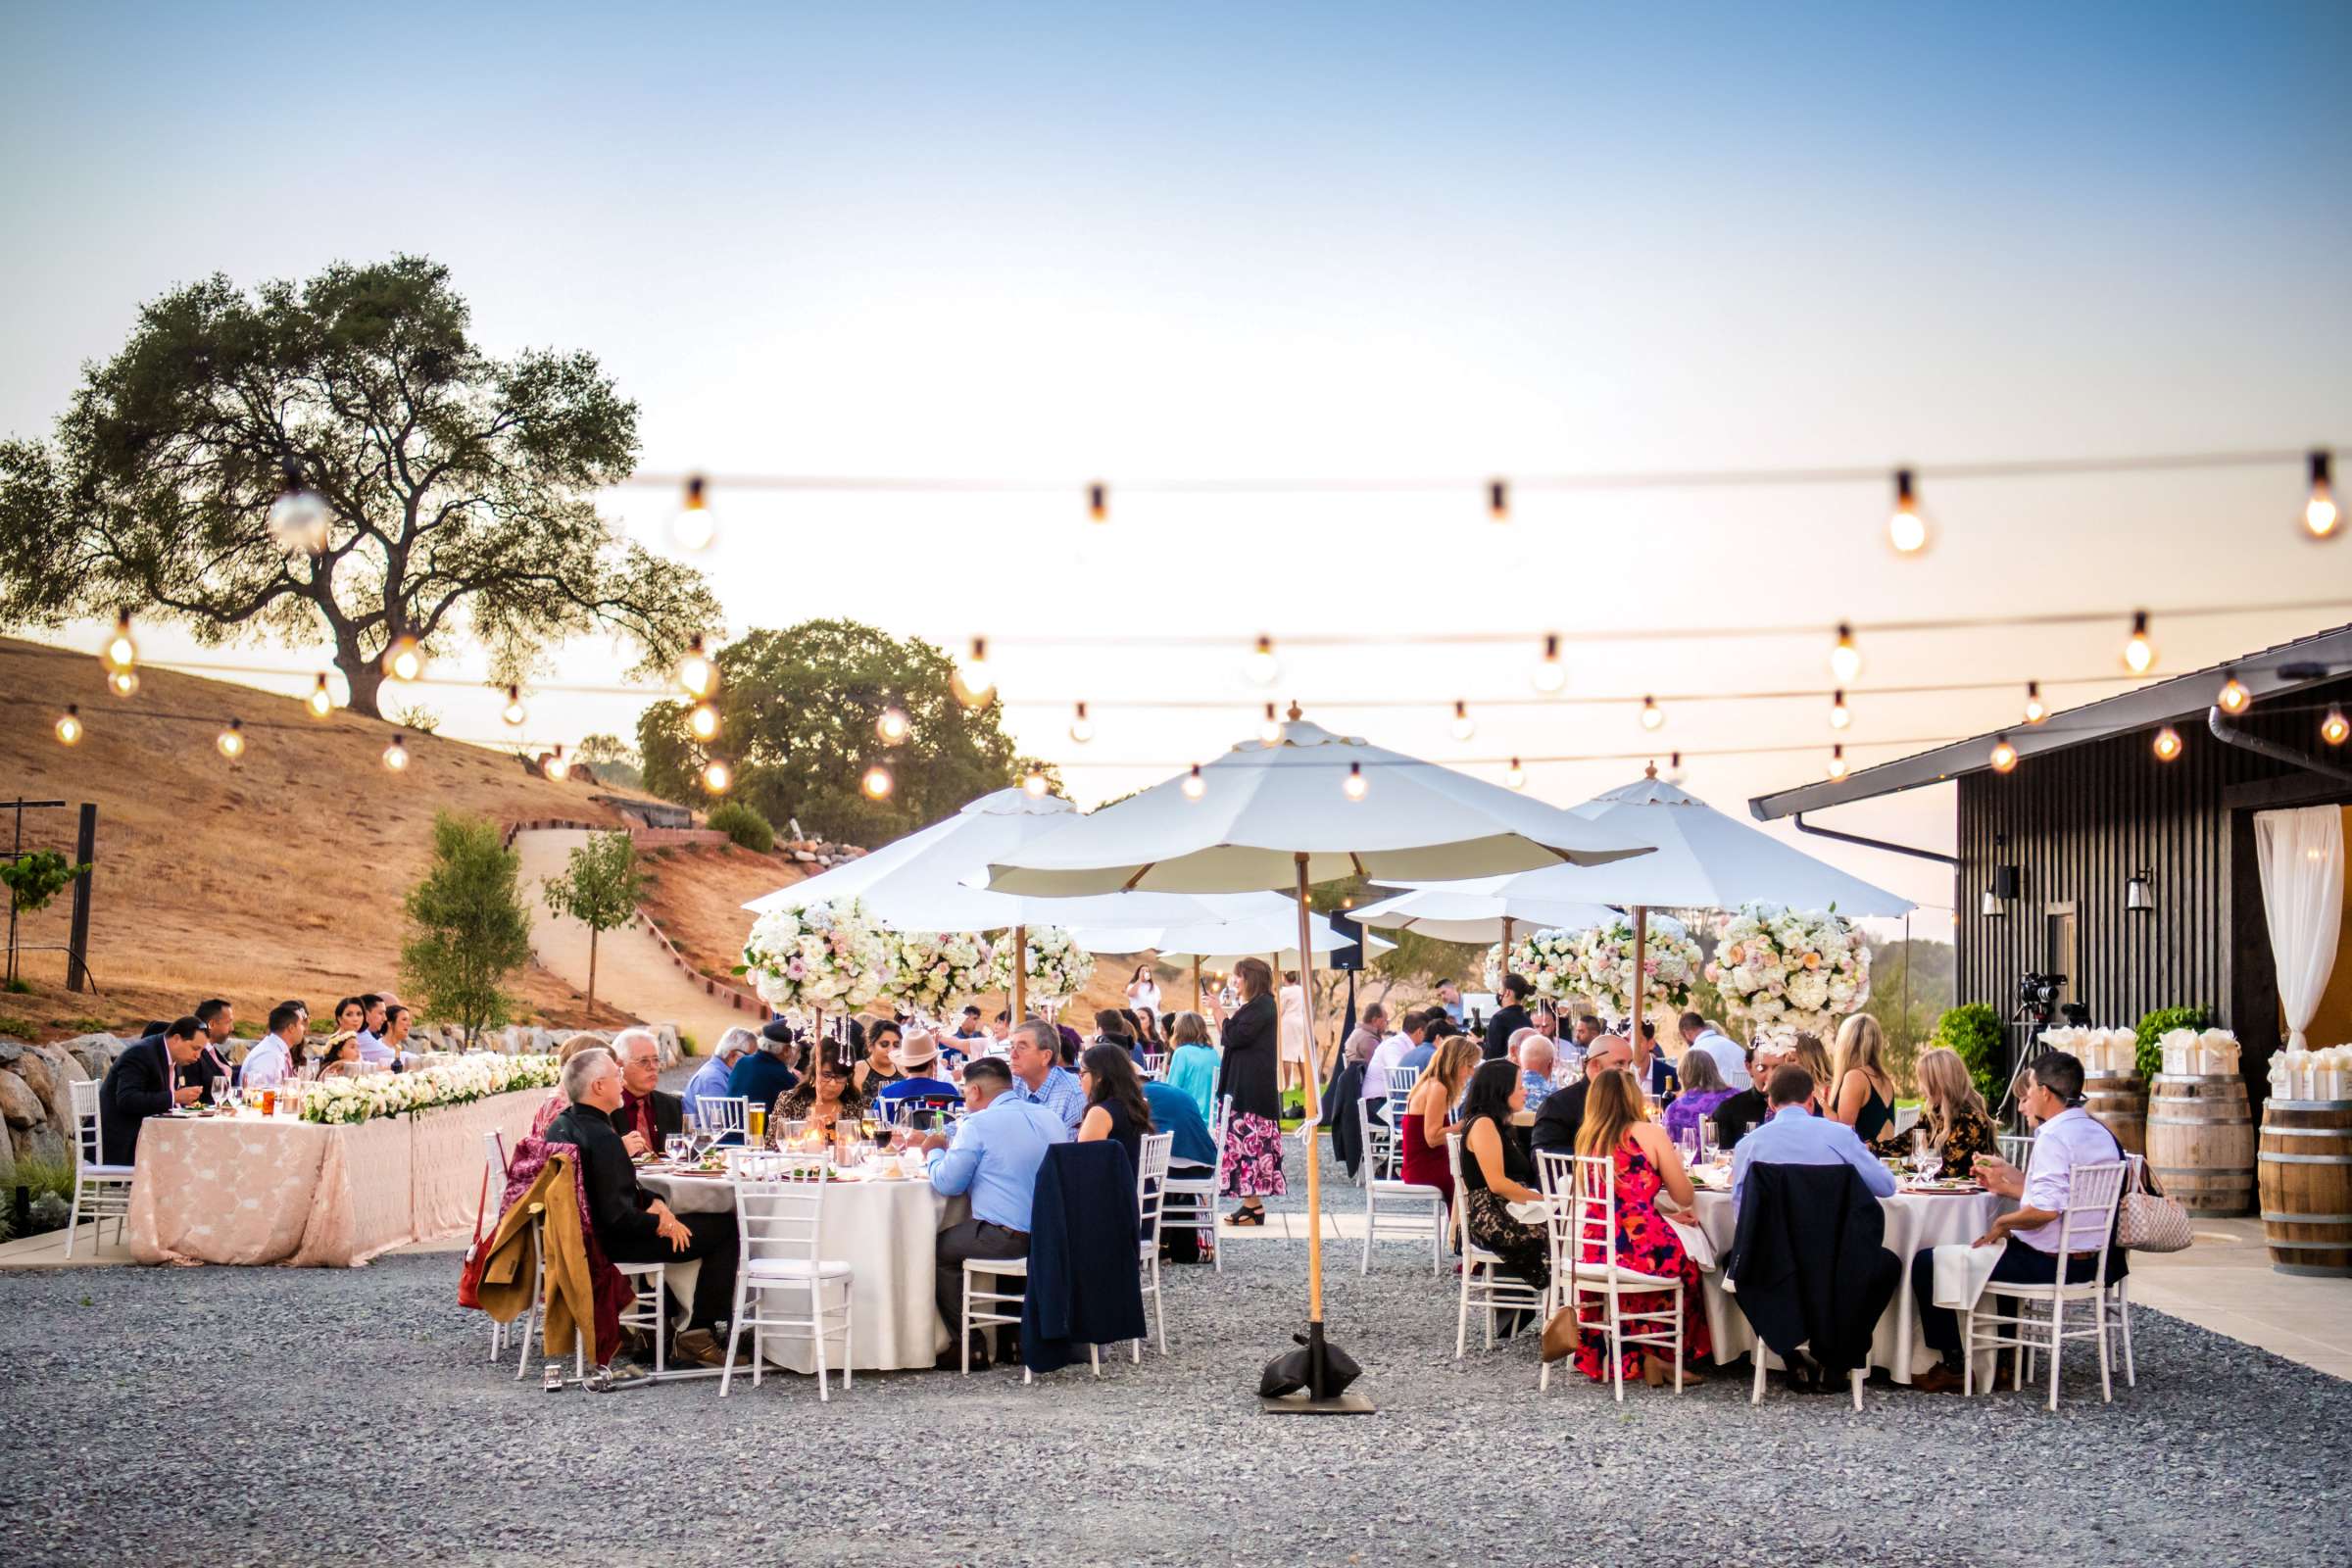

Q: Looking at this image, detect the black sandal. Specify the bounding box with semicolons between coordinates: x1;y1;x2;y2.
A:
1227;1205;1266;1226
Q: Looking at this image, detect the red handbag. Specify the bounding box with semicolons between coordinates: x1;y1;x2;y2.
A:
457;1165;493;1309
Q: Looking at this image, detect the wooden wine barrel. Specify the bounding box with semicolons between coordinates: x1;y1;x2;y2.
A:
2083;1072;2148;1157
2146;1073;2254;1217
2259;1099;2352;1277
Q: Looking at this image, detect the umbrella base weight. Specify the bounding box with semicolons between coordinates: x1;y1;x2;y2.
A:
1259;1391;1377;1415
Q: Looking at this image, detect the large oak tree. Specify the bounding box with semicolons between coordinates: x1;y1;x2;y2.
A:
0;255;716;716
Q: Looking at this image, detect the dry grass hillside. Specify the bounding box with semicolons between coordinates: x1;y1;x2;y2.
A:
0;638;650;1042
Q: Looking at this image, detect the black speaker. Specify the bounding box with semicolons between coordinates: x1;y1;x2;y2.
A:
1992;864;2021;901
1327;909;1364;973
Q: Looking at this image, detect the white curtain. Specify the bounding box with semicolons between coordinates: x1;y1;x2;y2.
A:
2254;806;2345;1052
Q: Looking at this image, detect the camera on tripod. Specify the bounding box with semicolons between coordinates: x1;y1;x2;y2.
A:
2015;971;2067;1026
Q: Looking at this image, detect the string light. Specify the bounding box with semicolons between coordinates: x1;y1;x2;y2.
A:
1449;701;1475;742
688;702;721;742
670;474;716;551
1826;743;1848;781
383;636;424;684
2323;707;2349;747
1989;735;2019;774
1022;767;1050;798
1829;689;1852;730
1665;750;1687;784
217;718;245;760
545;745;569;781
1343;760;1368;801
1488;479;1509;523
2216;672;2252;714
503;685;528;726
676;635;717;699
2152;725;2182;761
306;674;334;720
861;763;894;799
2022;681;2047;725
1886;467;1929;555
102;611;137;674
1639;695;1665;731
702;758;733;794
1181;763;1206;801
1829;623;1862;683
1088;482;1107;523
953;638;995;708
55;705;81;746
1504;758;1526;790
1244;635;1280;687
268;467;331;555
382;733;410;771
1530;634;1567;695
877;705;911;743
1258;703;1283;744
107;669;138;699
2305;451;2338;541
2122;611;2157;674
1067;702;1095;744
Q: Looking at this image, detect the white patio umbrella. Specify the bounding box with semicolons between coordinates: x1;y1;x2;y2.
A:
1349;878;1617;949
985;709;1653;1409
1076;894;1392;1009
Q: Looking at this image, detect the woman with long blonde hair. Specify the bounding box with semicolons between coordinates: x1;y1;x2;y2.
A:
1788;1031;1834;1117
1874;1046;1997;1177
1399;1034;1483;1213
1828;1013;1898;1144
1570;1068;1711;1389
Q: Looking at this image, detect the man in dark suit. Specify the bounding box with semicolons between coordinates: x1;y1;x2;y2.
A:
100;1016;205;1164
610;1028;684;1155
1483;973;1535;1060
1529;1034;1632;1157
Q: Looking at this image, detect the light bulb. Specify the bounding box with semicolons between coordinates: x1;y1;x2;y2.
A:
670;474;715;551
1488;479;1509;524
1886;467;1929;555
953;638;994;708
269;479;331;555
1181;763;1205;801
2216;673;2251;714
217;719;245;760
861;763;894;800
1022;768;1049;798
102;612;137;673
702;759;733;794
1666;751;1686;784
876;705;911;743
2122;611;2156;675
2304;451;2338;541
1244;635;1279;687
1504;758;1526;790
383;636;423;684
307;674;334;720
382;733;410;771
1258;702;1283;745
108;669;138;699
1829;689;1852;730
1989;736;2019;774
1088;482;1107;524
1640;695;1664;732
2023;681;2047;725
1067;702;1094;744
2323;707;2349;747
1530;633;1567;694
675;635;717;699
55;705;81;746
1343;760;1368;801
502;685;527;727
2152;725;2181;762
1449;701;1475;742
545;746;569;781
1829;622;1862;683
688;702;721;742
1826;744;1848;782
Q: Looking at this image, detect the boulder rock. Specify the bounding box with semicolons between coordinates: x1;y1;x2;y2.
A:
0;1068;42;1129
29;1046;84;1137
11;1047;56;1108
0;1038;23;1067
9;1119;66;1169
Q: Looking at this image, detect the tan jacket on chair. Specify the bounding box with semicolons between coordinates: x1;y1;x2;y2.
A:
476;1150;606;1361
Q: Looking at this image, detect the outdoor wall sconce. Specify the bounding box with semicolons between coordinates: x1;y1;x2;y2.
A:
1984;838;2018;916
2126;868;2154;913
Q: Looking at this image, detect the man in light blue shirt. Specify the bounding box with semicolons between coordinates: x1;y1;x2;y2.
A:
1004;1020;1086;1131
684;1027;757;1136
1731;1063;1895;1226
922;1055;1068;1367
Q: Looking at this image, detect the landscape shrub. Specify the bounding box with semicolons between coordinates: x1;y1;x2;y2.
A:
707;801;774;854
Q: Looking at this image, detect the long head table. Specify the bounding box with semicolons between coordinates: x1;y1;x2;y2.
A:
125;1089;546;1268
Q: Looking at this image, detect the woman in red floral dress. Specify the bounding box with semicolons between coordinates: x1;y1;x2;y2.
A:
1571;1069;1710;1388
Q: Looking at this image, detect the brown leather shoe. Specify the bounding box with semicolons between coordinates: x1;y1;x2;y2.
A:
1911;1361;1967;1394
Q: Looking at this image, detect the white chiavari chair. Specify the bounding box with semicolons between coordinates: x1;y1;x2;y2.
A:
1963;1158;2130;1410
1135;1132;1174;1357
1358;1097;1444;1275
66;1078;136;1258
1537;1149;1687;1401
697;1095;750;1144
1160;1095;1231;1272
723;1175;854;1399
1450;1132;1544;1358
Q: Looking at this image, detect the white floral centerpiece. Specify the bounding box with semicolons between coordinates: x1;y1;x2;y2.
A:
1705;903;1871;1035
301;1053;560;1125
1481;943;1504;995
878;929;993;1019
1559;915;1703;1018
984;924;1097;1012
739;898;890;1016
1500;927;1581;1002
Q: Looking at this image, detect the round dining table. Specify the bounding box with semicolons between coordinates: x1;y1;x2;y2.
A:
638;1167;966;1373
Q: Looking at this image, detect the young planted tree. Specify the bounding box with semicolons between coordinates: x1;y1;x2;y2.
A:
1;850;93;991
0;255;719;717
539;830;645;1015
401;812;534;1047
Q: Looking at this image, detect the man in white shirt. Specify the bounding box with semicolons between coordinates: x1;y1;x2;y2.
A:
1361;1009;1427;1115
1678;1010;1747;1087
240;1002;307;1090
1909;1051;2126;1392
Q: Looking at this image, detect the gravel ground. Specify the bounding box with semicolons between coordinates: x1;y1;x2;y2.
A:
5;1142;2348;1568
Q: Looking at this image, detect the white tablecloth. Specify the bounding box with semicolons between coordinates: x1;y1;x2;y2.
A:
1683;1186;2007;1384
640;1171;961;1373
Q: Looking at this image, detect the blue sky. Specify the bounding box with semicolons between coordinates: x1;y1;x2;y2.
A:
4;2;2348;934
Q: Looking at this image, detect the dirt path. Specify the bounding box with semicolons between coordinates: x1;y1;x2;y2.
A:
513;827;754;1054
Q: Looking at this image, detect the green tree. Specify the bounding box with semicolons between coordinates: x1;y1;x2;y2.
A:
0;256;719;717
539;830;645;1016
401;812;533;1046
639;619;1039;843
1931;1002;2008;1112
1;850;92;989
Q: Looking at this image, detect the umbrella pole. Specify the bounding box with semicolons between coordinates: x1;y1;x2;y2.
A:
1193;956;1202;1011
1629;906;1648;1087
1011;924;1027;1030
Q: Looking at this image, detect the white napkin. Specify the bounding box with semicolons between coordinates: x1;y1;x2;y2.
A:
1930;1241;2001;1309
1667;1216;1718;1272
1505;1198;1549;1228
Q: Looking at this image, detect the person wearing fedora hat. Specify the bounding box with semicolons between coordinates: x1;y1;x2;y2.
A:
874;1029;960;1117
